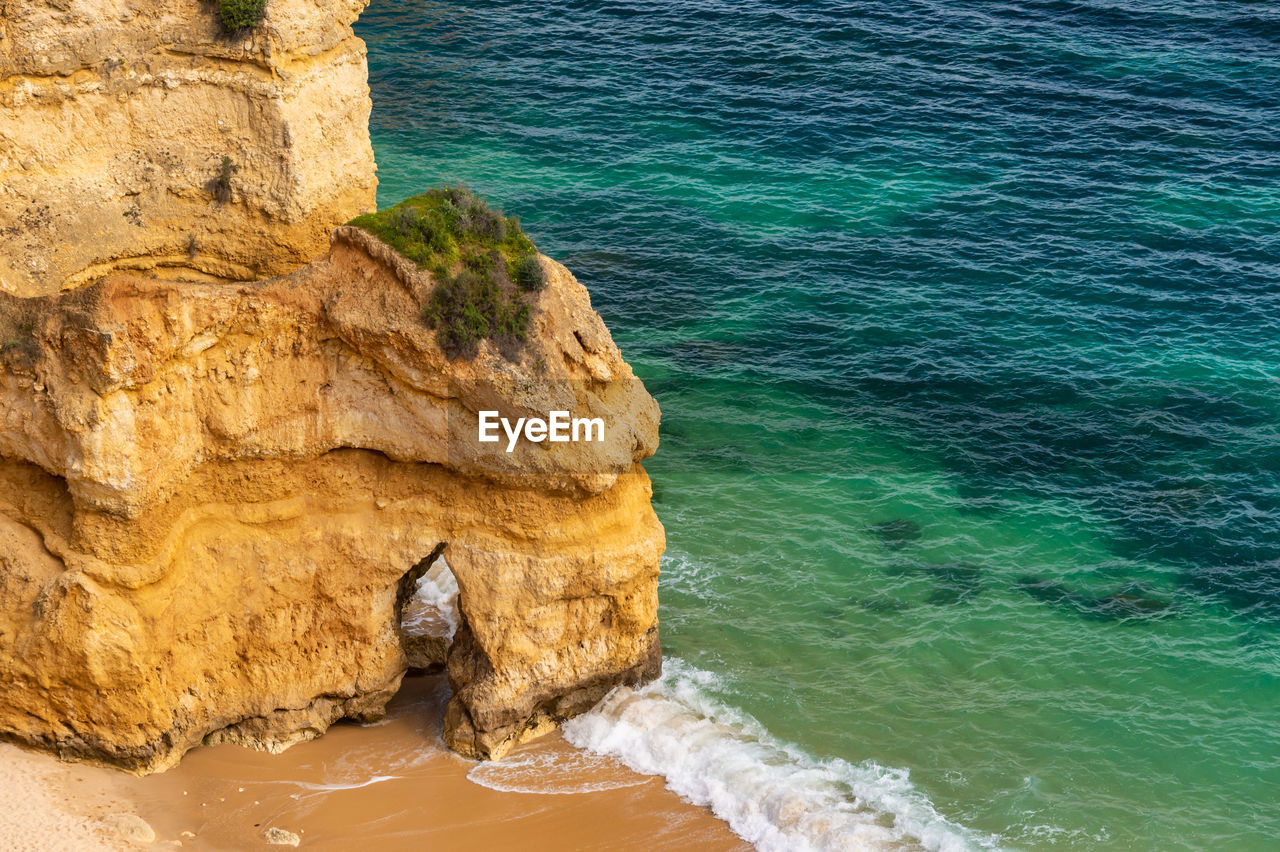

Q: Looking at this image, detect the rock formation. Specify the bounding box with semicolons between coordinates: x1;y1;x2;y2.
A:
0;0;376;296
0;0;663;771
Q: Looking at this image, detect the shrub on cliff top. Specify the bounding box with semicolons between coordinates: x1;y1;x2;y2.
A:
217;0;267;34
348;186;543;359
513;254;547;291
349;186;537;273
423;271;532;359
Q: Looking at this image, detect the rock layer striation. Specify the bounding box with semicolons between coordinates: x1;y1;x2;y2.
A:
0;1;663;771
0;0;377;295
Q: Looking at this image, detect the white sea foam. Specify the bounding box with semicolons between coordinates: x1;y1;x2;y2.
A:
402;555;459;640
289;775;399;796
563;659;1004;852
466;750;652;795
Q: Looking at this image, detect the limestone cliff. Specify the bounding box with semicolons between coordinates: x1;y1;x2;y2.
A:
0;1;663;771
0;0;376;295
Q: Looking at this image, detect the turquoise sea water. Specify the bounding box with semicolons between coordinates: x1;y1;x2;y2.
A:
357;2;1280;848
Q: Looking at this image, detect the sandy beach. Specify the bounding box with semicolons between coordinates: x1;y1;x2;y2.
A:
0;742;143;850
0;676;746;850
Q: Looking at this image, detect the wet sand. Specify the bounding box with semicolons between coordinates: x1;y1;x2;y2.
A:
115;674;749;850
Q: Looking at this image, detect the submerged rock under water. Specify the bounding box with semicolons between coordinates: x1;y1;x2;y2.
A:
1016;577;1176;622
870;518;924;549
882;561;985;607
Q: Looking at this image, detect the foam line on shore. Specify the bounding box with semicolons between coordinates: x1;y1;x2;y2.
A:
467;751;653;795
563;659;1004;852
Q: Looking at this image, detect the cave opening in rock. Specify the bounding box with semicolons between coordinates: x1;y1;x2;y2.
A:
396;543;460;675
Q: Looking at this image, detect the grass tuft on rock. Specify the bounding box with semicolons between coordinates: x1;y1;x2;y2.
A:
217;0;267;34
513;253;546;291
348;186;544;359
0;318;37;358
213;156;237;204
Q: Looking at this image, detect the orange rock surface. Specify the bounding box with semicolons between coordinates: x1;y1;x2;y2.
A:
0;1;663;772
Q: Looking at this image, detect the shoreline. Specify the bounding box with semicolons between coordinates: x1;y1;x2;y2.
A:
1;676;747;851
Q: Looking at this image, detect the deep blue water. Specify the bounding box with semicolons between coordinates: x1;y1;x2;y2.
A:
358;2;1280;848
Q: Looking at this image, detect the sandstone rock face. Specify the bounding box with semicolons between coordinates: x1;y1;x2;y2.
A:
0;0;377;296
0;1;663;771
0;229;663;770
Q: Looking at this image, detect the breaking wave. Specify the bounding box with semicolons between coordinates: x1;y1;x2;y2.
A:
402;555;460;640
563;660;1004;852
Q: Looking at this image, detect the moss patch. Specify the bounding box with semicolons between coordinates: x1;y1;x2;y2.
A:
348;187;544;359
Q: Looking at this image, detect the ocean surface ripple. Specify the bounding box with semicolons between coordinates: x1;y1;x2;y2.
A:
359;2;1280;849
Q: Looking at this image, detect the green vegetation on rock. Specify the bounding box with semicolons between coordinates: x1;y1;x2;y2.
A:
216;0;267;34
348;187;544;359
213;156;237;203
513;253;547;292
0;318;36;357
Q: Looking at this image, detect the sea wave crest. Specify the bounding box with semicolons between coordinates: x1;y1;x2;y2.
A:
563;659;1003;852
